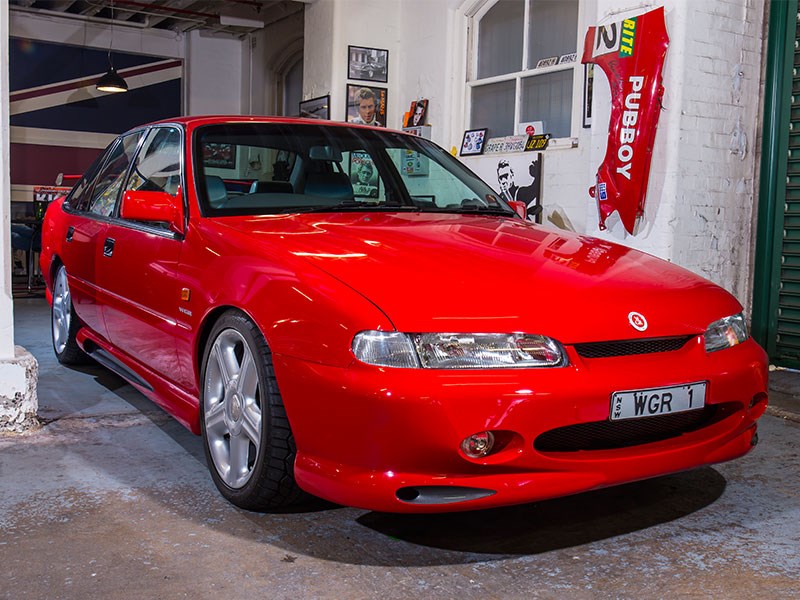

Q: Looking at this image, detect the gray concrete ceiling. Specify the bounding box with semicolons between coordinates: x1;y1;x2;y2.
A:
9;0;306;37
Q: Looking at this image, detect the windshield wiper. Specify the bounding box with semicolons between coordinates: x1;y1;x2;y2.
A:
430;205;517;217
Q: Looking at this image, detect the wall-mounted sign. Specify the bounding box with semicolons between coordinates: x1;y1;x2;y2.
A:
517;121;545;136
525;134;551;152
582;6;669;234
536;56;558;69
33;186;71;203
484;135;528;154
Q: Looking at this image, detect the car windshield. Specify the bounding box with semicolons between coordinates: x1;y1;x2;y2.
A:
194;122;516;217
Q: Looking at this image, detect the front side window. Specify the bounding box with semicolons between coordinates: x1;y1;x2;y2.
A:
87;132;143;217
469;0;579;138
193;123;516;218
125;126;182;197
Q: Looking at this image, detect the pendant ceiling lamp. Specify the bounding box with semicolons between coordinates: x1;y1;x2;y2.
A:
96;0;128;93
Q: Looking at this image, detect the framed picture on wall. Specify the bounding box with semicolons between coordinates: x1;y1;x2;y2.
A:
348;45;388;83
583;64;594;128
299;95;330;120
404;99;429;128
346;84;387;127
203;143;236;169
460;128;488;156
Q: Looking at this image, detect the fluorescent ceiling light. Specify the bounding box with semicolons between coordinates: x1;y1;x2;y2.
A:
219;14;265;28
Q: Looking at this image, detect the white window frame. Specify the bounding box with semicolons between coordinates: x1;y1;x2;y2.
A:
465;0;584;144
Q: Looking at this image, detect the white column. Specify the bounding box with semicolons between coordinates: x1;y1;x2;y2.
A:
1;0;14;360
0;0;38;433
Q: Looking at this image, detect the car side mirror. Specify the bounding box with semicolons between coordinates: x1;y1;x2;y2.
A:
508;200;527;220
121;187;185;235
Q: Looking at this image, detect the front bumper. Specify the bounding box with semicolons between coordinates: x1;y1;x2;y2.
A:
274;336;768;513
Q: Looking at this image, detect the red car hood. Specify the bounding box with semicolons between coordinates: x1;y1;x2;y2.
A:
220;212;740;343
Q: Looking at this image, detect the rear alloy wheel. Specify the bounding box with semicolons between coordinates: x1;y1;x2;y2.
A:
51;264;88;365
200;310;302;510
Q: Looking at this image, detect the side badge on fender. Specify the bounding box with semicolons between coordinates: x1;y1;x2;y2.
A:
628;311;648;332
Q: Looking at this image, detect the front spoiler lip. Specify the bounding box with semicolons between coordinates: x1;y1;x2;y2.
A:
295;421;760;513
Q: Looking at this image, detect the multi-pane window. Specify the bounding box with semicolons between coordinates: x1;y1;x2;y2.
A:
469;0;579;138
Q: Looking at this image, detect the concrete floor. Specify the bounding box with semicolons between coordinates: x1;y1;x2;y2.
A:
2;298;799;599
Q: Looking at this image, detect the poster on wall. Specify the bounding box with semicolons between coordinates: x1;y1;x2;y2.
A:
346;84;387;127
350;151;380;198
9;37;183;204
203;143;237;169
404;99;428;128
582;7;669;234
467;154;544;224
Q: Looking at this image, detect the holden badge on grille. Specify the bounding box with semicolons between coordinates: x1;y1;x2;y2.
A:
628;311;648;332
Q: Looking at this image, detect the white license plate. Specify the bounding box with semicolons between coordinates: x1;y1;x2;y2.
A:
610;382;706;421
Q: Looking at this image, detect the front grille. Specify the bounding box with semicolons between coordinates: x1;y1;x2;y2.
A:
573;335;695;359
533;403;733;453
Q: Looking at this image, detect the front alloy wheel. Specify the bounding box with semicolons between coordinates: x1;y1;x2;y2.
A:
204;327;263;489
200;310;302;510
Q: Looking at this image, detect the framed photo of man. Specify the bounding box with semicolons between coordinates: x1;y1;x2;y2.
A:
346;85;387;127
404;99;428;128
348;45;389;83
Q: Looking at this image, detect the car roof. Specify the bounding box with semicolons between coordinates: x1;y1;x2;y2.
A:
131;115;389;134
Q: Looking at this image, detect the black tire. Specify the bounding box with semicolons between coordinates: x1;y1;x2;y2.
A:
51;264;90;365
199;309;302;511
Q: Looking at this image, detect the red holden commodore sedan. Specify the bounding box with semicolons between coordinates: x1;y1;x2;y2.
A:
41;116;768;513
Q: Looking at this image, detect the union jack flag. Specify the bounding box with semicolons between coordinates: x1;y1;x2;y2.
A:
10;37;182;202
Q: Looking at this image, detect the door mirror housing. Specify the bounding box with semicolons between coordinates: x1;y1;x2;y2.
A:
121;188;185;235
508;200;527;220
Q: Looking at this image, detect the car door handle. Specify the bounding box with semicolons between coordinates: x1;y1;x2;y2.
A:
66;226;74;242
103;237;115;258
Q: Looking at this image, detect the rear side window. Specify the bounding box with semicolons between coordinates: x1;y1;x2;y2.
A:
87;132;143;217
67;143;115;212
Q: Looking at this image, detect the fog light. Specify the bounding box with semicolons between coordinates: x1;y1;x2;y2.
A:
461;431;495;458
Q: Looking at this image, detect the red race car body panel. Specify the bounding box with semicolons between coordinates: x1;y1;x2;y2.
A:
40;116;767;513
583;7;670;234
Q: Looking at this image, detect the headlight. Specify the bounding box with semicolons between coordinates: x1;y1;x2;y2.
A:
352;331;565;369
704;313;748;352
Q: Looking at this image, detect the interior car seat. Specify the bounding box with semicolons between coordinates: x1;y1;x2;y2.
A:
303;171;354;200
206;175;228;208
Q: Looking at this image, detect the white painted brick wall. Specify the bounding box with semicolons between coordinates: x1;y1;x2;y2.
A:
668;0;764;310
584;0;764;313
